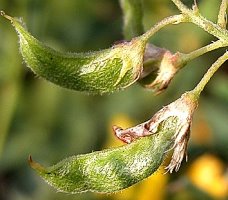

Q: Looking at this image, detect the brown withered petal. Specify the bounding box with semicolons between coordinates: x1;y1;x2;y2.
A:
113;91;198;173
140;44;185;94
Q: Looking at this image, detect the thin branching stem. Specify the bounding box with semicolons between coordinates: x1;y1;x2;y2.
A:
171;0;191;13
193;51;228;96
218;0;228;28
140;14;185;43
181;40;228;63
171;0;228;42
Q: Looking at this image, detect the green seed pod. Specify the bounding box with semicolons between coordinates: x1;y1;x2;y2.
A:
1;11;146;94
29;117;178;194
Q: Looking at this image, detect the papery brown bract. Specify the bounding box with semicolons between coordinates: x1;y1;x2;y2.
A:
113;91;198;172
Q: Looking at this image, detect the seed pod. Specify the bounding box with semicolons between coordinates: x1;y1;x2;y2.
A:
29;117;178;194
1;11;146;94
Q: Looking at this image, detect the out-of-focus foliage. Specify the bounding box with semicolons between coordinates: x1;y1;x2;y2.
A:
0;0;227;200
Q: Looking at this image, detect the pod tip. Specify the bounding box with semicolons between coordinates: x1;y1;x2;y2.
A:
28;155;46;173
0;11;14;22
0;10;5;16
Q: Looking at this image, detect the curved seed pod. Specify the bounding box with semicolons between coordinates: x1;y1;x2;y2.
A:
1;11;146;94
29;117;178;194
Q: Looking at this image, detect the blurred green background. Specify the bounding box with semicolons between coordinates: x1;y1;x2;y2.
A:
0;0;228;199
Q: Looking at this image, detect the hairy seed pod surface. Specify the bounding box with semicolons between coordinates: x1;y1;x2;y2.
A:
1;12;146;94
29;117;178;194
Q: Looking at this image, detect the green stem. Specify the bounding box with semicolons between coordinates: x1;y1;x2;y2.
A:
171;0;191;13
218;0;228;28
171;0;228;42
119;0;144;40
140;14;185;42
181;40;228;63
193;51;228;96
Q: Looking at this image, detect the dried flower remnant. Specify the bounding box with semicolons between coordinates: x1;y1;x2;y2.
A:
139;44;185;94
113;91;198;172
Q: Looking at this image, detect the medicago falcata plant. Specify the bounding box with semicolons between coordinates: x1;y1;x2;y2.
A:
1;0;228;195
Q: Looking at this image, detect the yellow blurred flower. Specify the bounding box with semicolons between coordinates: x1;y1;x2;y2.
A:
134;167;168;200
187;154;228;198
191;114;213;145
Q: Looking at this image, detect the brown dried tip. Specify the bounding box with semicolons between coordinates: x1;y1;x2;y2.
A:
113;123;151;144
28;155;46;172
113;91;199;173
